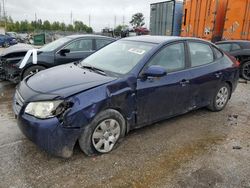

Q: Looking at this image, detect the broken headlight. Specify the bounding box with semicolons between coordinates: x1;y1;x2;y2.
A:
25;100;68;119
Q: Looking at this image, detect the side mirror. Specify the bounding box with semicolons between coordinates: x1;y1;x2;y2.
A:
143;65;167;78
59;49;70;56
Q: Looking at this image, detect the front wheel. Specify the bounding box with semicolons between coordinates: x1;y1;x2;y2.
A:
207;83;231;112
22;65;46;80
241;61;250;81
79;109;126;156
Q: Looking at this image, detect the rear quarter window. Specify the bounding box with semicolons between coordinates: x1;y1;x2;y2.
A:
212;46;223;59
217;43;231;52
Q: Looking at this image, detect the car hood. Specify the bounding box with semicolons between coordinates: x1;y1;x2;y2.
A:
0;43;34;57
25;63;117;98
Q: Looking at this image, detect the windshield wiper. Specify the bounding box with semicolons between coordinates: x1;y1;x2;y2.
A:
81;64;107;76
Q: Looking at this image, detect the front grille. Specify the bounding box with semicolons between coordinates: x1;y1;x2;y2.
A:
0;59;3;70
0;59;5;79
13;90;24;115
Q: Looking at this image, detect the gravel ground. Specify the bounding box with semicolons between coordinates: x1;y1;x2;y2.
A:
0;80;249;188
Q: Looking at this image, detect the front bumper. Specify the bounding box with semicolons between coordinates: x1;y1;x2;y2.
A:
17;112;82;158
0;59;6;80
13;83;83;158
0;58;22;83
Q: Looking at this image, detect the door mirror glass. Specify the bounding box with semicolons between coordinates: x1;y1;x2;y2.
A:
59;49;70;56
143;65;167;78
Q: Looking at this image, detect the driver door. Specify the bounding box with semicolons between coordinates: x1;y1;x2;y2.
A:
136;42;192;126
55;38;94;65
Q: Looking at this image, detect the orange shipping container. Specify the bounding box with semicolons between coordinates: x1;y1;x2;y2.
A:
223;0;250;40
181;0;228;42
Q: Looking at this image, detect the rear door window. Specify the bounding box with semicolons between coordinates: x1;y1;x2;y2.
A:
96;39;113;50
188;42;214;67
64;39;93;52
217;43;231;52
231;43;241;51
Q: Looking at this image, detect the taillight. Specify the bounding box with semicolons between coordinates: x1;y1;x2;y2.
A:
235;61;240;67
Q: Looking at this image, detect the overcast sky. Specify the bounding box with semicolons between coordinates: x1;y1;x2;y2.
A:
4;0;165;31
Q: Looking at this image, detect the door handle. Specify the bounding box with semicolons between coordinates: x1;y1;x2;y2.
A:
215;72;222;78
180;79;190;86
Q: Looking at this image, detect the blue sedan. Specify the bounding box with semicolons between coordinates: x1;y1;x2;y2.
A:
13;36;239;158
0;34;17;47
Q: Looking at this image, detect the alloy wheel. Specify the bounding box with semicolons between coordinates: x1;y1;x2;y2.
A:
29;69;41;76
215;87;229;109
242;62;250;80
92;119;121;153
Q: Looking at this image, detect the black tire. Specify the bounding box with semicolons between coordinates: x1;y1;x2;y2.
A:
241;61;250;81
207;83;231;112
79;109;126;156
22;65;46;80
3;42;9;48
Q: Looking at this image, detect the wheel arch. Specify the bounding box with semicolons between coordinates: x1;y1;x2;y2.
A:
101;107;130;134
21;63;48;79
225;81;233;99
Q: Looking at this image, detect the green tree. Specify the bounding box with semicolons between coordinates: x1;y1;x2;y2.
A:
130;13;145;28
20;20;29;32
14;21;20;32
43;20;51;30
86;27;93;33
67;24;74;31
60;23;66;31
51;21;60;31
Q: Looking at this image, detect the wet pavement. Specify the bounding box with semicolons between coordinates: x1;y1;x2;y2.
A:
0;80;249;188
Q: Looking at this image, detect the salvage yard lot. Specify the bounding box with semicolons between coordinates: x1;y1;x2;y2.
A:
0;79;250;187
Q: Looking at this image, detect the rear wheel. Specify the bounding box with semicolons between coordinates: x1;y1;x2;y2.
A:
2;41;9;48
208;83;231;112
22;65;46;80
241;61;250;80
79;109;126;156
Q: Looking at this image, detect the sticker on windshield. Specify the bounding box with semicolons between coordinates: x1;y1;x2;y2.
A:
128;48;146;55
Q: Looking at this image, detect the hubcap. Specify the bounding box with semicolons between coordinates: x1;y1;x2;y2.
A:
242;62;250;80
29;69;40;76
216;87;229;108
92;119;121;153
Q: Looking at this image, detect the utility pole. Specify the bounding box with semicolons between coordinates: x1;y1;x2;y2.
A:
35;12;37;29
122;15;125;26
88;14;91;27
70;11;73;25
2;0;6;29
0;3;2;21
114;15;116;28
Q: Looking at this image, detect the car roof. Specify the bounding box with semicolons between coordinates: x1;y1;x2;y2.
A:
216;40;250;44
120;35;211;44
216;40;250;49
66;34;115;40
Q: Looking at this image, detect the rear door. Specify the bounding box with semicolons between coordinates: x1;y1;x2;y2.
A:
136;42;192;126
187;41;224;108
55;38;94;65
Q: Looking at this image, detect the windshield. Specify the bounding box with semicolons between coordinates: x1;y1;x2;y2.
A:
81;40;156;75
40;37;71;52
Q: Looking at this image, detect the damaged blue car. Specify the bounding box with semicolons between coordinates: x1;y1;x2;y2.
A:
13;36;239;158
